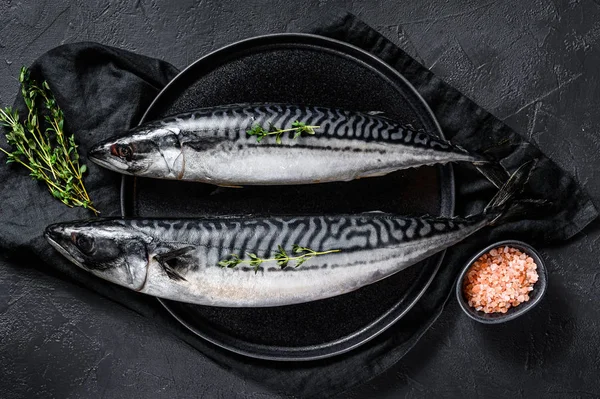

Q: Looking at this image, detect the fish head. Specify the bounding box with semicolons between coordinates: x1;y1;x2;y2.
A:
88;126;182;177
45;220;153;291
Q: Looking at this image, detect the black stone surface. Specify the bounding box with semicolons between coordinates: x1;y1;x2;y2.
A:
1;1;600;398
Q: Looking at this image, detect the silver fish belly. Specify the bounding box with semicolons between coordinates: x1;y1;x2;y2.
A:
88;104;484;185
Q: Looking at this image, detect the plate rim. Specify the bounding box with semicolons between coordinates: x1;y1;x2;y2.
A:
120;32;455;361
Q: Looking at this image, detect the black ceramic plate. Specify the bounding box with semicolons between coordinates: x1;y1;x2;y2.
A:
120;33;454;361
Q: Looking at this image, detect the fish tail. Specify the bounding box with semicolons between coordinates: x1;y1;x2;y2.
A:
473;161;510;189
454;143;509;188
482;160;537;225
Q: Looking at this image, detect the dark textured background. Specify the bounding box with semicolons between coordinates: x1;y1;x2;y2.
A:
1;1;600;398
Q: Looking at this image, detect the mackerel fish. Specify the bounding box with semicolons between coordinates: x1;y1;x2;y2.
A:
44;163;531;307
88;104;505;187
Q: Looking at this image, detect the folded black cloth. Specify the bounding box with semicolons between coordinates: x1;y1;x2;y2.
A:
0;12;596;399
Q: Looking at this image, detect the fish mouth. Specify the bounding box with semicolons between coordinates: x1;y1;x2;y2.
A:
88;146;131;172
87;144;106;161
44;228;87;269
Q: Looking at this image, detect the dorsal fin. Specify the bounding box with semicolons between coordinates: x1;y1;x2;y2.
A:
365;110;397;121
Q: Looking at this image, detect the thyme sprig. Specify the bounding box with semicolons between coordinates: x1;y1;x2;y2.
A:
0;67;97;214
247;120;319;144
219;244;340;273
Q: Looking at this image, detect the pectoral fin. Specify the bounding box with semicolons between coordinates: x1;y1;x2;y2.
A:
180;136;227;151
154;246;195;281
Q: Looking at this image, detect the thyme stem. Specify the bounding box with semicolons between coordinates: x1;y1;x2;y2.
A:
219;244;341;273
0;67;98;214
247;120;320;144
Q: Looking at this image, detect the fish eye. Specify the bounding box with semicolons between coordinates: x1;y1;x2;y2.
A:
71;233;95;255
111;144;134;161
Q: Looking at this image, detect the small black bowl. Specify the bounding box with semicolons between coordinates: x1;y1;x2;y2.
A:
456;240;548;324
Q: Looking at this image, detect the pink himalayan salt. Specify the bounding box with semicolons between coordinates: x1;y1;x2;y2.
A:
463;246;539;314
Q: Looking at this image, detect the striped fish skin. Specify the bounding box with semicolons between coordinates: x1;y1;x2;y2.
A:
88;104;484;185
44;213;489;307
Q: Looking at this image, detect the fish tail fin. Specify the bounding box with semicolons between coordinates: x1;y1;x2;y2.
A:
482;160;537;225
453;143;510;188
472;161;510;189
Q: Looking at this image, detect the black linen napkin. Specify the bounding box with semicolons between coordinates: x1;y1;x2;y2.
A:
0;12;596;399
